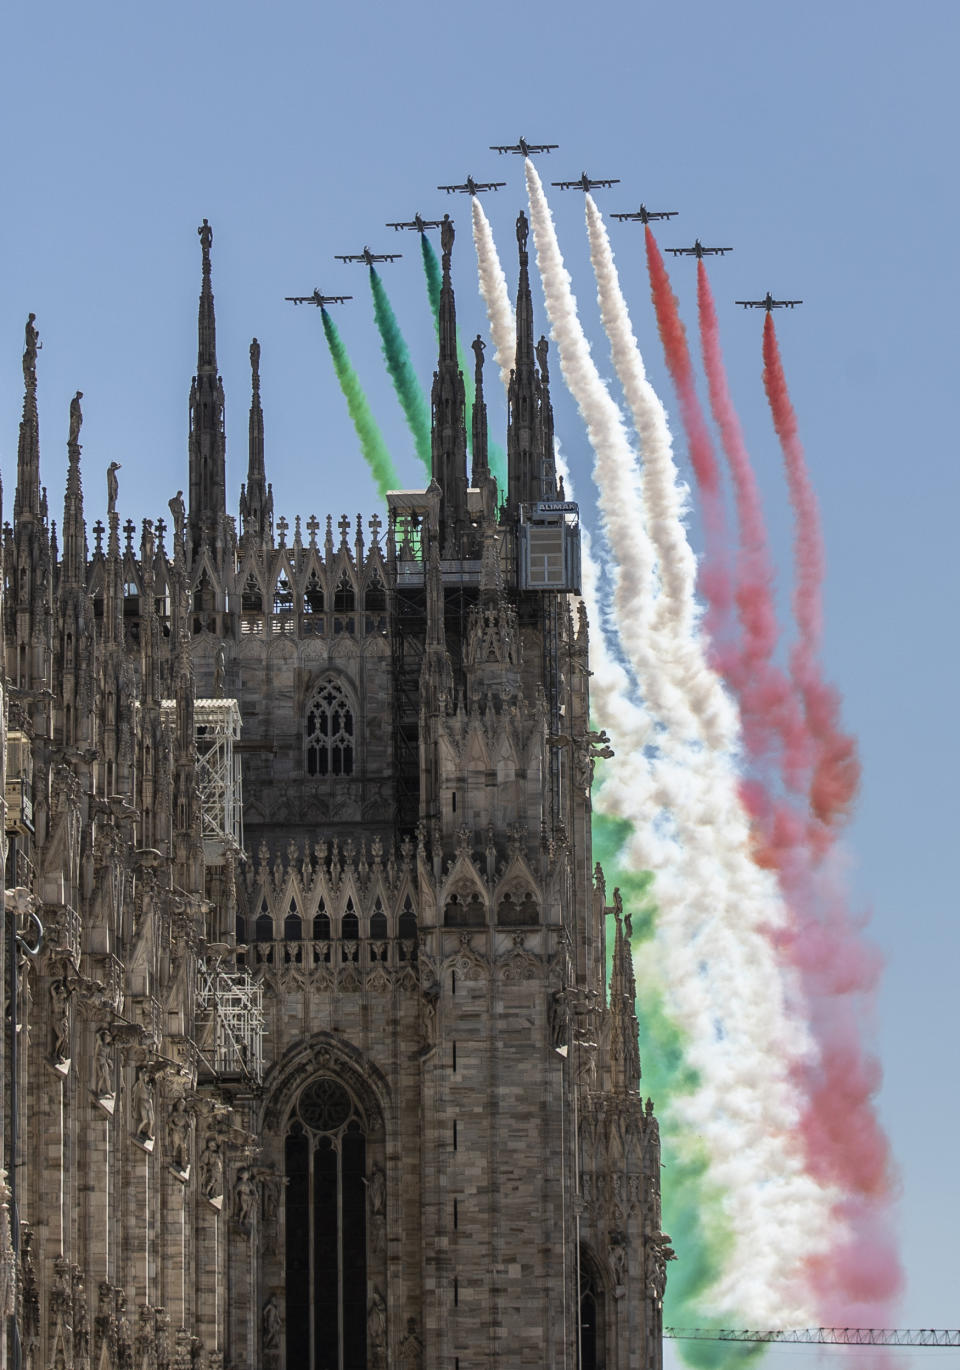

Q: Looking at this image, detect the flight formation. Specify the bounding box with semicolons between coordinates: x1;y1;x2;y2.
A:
289;138;898;1367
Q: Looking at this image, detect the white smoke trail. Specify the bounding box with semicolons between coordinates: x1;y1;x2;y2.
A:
471;197;515;392
526;159;839;1324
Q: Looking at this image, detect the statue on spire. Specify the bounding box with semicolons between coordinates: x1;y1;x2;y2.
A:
471;334;486;380
516;212;529;257
198;218;213;272
23;313;40;384
69;391;83;446
441;213;455;258
107;462;121;517
250;337;261;390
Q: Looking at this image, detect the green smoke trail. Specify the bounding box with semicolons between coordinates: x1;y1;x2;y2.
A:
592;804;765;1369
421;231;442;324
369;268;432;475
420;233;507;491
320;308;399;499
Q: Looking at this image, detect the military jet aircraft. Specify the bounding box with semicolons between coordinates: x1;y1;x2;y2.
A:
551;171;621;191
385;213;445;233
736;293;803;311
611;205;678;224
285;289;352;307
666;239;732;258
437;174;506;195
490;136;559;156
334;247;403;265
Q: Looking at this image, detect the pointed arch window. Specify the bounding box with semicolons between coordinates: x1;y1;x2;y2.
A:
303;572;326;634
333;571;355;635
306;677;355;778
283;1077;369;1370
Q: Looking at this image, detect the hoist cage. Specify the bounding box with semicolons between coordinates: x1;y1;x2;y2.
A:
161;697;243;865
195;958;265;1083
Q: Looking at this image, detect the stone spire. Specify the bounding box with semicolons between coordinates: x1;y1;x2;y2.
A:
241;337;268;544
470;335;497;525
507;214;541;512
536;335;559;497
188;218;227;555
608;888;641;1093
430;214;468;553
15;313;42;522
61;391;88;588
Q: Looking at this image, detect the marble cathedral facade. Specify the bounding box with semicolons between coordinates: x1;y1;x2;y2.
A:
0;214;672;1370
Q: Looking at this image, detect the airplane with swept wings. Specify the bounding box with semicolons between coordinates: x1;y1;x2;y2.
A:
551;170;620;191
736;293;802;311
611;204;678;224
490;136;559;156
285;289;352;307
666;239;732;258
437;174;506;195
334;247;403;265
385;212;445;233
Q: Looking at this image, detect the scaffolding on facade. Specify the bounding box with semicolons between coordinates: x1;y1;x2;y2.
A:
161;697;243;865
195;957;265;1083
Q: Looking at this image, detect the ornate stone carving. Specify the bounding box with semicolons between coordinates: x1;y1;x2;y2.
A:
199;1137;224;1205
399;1316;423;1370
132;1069;156;1146
233;1167;257;1228
367;1289;386;1370
165;1097;192;1177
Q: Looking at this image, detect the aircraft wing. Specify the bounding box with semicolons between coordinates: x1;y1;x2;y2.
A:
437;184;465;193
334;254;364;262
666;247;693;256
372;253;403;262
591;177;620;188
385;221;413;231
474;181;505;191
551;180;582;189
285;296;310;304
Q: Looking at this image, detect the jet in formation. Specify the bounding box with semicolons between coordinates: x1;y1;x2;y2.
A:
611;205;678;224
736;293;803;311
437;174;506;195
666;239;732;258
385;213;445;233
551;171;621;191
285;289;352;307
490;136;559;156
334;247;403;266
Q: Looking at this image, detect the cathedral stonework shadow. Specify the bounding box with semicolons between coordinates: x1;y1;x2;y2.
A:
261;1041;389;1370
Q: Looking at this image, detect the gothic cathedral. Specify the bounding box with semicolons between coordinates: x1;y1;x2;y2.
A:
0;215;670;1370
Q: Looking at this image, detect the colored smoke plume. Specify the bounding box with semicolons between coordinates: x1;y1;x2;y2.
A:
320;307;399;497
761;314;860;833
645;227;733;648
471;195;516;390
420;232;442;326
369;267;432;474
528;161;837;1326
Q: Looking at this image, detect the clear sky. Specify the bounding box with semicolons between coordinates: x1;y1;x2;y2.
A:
1;0;957;1363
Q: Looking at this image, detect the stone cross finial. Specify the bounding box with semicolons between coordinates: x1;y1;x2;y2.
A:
123;519;135;553
337;513;351;546
368;511;382;544
276;515;288;547
306;514;320;547
93;519;104;554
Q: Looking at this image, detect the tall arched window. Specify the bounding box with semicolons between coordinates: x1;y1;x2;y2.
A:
285;1077;369;1370
306;677;355;777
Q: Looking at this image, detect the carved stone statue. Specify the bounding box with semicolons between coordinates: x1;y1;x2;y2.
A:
168;491;185;543
368;1165;386;1252
199;1138;223;1201
23;313;40;380
440;212;454;257
69;390;84;444
94;1028;114;1098
516;211;529;254
471;333;485;376
261;1294;282;1351
234;1167;257;1225
165;1098;192;1173
107;462;122;517
50;979;71;1063
250;338;261;381
399;1316;423;1370
367;1289;386;1369
131;1070;155;1141
535;335;550;384
213;645;225;698
198;219;213;256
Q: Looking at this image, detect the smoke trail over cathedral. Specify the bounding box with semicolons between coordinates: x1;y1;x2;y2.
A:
320;305;399;496
369;267;433;474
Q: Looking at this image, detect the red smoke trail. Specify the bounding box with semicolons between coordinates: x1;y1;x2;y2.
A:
762;313;861;838
645;226;733;648
756;312;901;1325
697;261;809;790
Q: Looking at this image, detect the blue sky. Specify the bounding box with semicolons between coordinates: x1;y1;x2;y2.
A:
1;0;957;1361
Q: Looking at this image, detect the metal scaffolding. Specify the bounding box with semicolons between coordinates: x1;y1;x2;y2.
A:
162;697;243;865
195;958;265;1083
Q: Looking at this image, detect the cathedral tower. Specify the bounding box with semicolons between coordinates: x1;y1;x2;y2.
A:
0;219;667;1370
